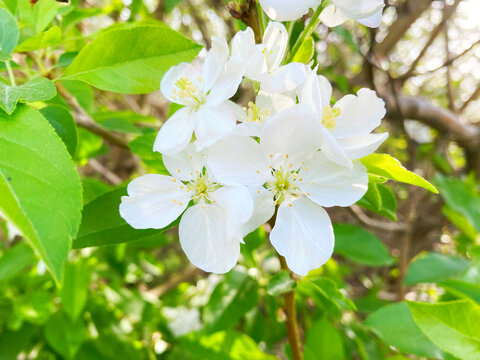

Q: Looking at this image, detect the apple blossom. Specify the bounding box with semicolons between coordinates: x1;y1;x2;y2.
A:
259;0;321;21
207;105;369;275
300;71;388;168
231;23;307;93
320;0;385;28
120;144;253;274
154;37;244;155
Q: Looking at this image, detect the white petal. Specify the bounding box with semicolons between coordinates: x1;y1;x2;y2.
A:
207;57;245;106
154;107;195;155
260;0;321;21
356;8;384;27
332;0;384;21
338;132;388;159
239;187;275;236
261;104;323;170
317;75;333;106
161;63;204;105
194;103;236;150
210;186;254;228
163;143;206;181
231;28;267;81
299;152;368;207
261;62;308;93
270;197;334;276
179;202;240;274
320;5;349;28
234;122;265;137
202;37;229;92
263;22;288;71
207;134;270;187
299;70;326;115
318;124;353;168
256;91;297;116
120;174;190;229
333;88;386;139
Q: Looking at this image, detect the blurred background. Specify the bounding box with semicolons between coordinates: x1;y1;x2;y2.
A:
1;0;480;359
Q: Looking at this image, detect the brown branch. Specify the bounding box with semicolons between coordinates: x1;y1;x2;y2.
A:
350;205;406;232
228;0;262;43
146;265;202;298
56;83;129;149
459;83;480;113
187;0;211;48
444;11;457;113
88;159;122;185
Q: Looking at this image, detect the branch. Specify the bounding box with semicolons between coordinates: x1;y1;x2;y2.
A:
459;82;480;113
350;205;406;232
146;265;202;297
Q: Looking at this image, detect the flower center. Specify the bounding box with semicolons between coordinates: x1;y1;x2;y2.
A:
243;102;271;123
187;172;217;202
266;168;302;204
171;77;206;108
322;105;341;130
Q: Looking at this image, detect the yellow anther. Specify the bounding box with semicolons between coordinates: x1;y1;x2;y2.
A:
322;105;341;130
288;203;292;207
244;101;271;123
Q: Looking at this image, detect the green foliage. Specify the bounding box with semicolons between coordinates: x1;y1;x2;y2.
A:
0;77;57;114
291;36;315;64
15;25;62;52
0;106;82;282
304;317;345;360
63;22;203;94
0;242;35;281
267;270;296;296
357;182;397;221
40;105;78;156
44;311;85;359
0;7;19;54
60;259;91;321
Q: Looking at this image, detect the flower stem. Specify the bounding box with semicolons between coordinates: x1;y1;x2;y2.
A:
279;255;303;360
6;61;16;86
287;5;323;62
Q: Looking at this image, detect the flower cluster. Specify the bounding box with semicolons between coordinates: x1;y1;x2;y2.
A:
120;2;387;276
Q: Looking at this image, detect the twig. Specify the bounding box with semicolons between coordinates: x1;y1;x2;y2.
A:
228;0;262;43
444;16;457;113
88;159;122;185
350;205;406;232
459;82;480;113
147;265;202;297
56;83;129;149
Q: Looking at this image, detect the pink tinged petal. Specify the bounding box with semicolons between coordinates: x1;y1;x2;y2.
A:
263;22;288;71
120;174;190;229
154;107;195;155
333;88;386;139
261;62;308;93
356;8;384;27
270;197;334;276
161;63;204;105
239;187;275;237
299;152;368;207
260;0;321;21
210;186;254;228
207;57;245;106
194;103;236;150
261;104;323;170
163;143;207;182
202;37;229;92
320;5;349;28
338;132;389;159
207;134;270;187
318;125;353;169
179;202;240;274
332;0;385;21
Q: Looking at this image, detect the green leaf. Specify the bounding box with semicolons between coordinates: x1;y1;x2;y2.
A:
40;105;78;157
408;300;480;360
175;330;277;360
61;259;91;321
0;325;37;360
0;7;18;54
404;252;469;285
0;77;57;114
82;177;112;203
0;49;11;61
0;242;35;281
357;182;397;221
15;25;61;52
442;205;478;242
32;0;60;34
44;311;85;359
361;153;438;194
267;270;296;296
291;36;314;64
0;106;82;282
304;317;345;360
61;80;94;113
435;175;480;232
333;224;394;267
440;279;480;304
73;187;168;249
62;22;202;94
128;132;169;173
365;302;447;359
204;270;259;333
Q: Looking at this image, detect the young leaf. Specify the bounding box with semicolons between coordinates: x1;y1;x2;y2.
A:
365;302;447;359
32;0;60;34
62;22;202;94
0;7;19;54
408;300;480;360
291;36;314;64
357;182;397;221
333;224;394;267
404;252;469;285
0;106;82;282
361;153;438;194
0;77;57;114
40;105;78;157
15;25;62;52
128;133;169;174
440;279;480;305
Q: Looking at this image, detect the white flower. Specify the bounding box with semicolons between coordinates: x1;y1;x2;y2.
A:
231;23;307;93
207;105;369;275
120;144;253;274
300;71;388;168
155;38;244;155
320;0;385;28
259;0;321;21
233;90;296;137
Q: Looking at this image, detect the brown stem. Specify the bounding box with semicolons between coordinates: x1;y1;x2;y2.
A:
278;255;303;360
228;0;262;43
